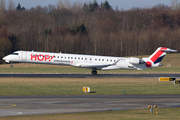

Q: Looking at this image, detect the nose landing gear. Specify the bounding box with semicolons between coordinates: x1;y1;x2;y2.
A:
10;62;13;68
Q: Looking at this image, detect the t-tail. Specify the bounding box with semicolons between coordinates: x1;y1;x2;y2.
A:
142;47;177;68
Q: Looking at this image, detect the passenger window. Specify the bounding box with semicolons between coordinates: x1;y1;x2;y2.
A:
82;58;83;60
75;57;76;59
110;60;112;62
78;58;80;60
65;57;66;59
102;59;104;61
95;59;97;61
99;59;101;61
71;57;73;59
68;57;70;59
61;56;63;58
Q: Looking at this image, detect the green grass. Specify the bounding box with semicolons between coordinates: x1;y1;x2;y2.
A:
1;66;180;73
0;53;179;73
0;78;180;95
1;107;180;120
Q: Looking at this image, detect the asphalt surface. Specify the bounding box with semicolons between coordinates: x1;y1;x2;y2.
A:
1;74;180;117
0;95;180;117
0;73;180;78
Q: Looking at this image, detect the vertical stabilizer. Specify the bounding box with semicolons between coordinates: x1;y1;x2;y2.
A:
142;47;177;68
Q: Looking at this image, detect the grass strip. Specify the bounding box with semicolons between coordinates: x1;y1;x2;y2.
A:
0;78;180;95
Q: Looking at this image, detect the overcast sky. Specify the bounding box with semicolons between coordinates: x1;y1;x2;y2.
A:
10;0;173;10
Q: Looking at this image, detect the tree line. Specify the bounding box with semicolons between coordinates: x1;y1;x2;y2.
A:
0;0;180;63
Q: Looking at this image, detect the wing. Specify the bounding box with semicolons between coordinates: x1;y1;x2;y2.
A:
78;59;120;68
79;64;109;68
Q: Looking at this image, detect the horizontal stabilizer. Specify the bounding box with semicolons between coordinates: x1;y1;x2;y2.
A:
160;48;177;52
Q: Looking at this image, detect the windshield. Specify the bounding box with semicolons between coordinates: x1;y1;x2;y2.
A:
11;53;19;55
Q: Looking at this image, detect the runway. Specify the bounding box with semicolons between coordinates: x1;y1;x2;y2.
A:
0;73;180;78
0;95;180;117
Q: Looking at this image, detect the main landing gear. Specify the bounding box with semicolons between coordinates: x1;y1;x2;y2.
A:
91;70;97;75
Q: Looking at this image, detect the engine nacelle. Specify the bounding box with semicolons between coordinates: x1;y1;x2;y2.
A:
129;57;145;64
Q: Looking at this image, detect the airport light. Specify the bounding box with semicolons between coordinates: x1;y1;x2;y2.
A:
148;105;152;115
154;105;158;114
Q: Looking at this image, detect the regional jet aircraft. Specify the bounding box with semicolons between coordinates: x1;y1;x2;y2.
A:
3;47;177;74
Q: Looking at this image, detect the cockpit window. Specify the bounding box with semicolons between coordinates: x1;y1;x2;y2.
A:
11;53;19;55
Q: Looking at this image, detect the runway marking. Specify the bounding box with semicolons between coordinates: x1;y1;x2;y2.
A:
0;103;17;109
111;98;180;103
13;103;100;109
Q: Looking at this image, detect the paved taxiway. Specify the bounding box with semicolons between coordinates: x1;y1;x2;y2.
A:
0;73;180;78
0;95;180;117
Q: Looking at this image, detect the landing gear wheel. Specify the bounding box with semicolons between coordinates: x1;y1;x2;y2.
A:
10;62;13;68
91;70;97;75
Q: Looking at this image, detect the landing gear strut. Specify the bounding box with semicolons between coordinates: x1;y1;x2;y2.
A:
91;70;97;75
10;62;13;68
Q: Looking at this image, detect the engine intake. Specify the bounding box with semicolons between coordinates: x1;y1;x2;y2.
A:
129;57;145;64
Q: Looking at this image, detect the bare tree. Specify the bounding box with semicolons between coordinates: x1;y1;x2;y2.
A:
1;1;180;61
171;0;180;10
0;0;5;13
8;0;15;11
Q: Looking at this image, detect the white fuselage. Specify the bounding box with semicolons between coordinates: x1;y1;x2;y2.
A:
3;51;147;70
3;47;176;74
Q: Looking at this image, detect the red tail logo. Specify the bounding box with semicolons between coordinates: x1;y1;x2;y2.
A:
150;47;167;63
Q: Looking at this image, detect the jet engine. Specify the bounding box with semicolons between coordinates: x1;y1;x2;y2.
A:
129;57;145;64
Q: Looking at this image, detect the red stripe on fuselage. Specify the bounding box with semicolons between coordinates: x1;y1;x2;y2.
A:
151;47;167;62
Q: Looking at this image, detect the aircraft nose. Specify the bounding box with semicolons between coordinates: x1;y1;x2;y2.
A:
3;56;7;60
3;56;10;63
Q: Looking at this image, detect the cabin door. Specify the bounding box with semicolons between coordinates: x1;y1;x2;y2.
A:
21;51;27;60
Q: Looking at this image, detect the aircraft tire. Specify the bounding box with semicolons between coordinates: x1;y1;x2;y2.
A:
91;70;97;75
